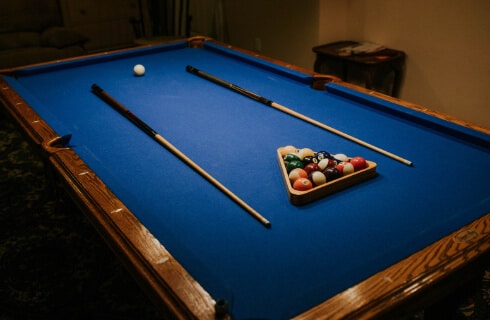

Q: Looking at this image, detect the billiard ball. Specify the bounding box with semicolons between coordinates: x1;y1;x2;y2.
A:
310;171;327;186
279;145;297;157
336;161;355;176
318;158;335;171
304;162;321;175
288;168;308;183
283;153;301;165
133;64;145;76
286;159;304;173
350;156;368;171
293;177;313;191
333;153;349;162
302;156;318;165
315;150;330;161
323;167;342;181
297;148;315;160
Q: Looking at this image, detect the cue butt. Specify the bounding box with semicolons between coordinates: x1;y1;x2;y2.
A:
154;134;272;228
92;83;272;228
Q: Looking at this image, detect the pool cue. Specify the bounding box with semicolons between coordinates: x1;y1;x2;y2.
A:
91;84;271;228
186;65;413;167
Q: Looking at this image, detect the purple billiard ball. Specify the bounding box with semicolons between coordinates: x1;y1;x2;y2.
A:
323;167;342;181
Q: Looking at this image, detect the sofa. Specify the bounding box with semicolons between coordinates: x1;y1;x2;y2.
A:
0;0;88;69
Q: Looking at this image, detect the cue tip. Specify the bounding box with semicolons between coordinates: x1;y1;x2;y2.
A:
400;158;413;166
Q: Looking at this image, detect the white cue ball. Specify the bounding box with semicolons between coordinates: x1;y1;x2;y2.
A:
133;64;145;76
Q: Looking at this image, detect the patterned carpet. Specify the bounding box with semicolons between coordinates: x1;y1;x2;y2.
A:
0;115;165;319
0;113;489;320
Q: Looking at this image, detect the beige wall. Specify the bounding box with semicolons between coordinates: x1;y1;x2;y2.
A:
222;0;319;69
337;0;490;129
219;0;489;128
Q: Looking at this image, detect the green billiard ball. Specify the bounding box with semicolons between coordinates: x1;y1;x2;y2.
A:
283;153;301;164
286;159;304;173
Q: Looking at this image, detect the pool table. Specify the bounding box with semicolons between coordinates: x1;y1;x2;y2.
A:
1;37;489;319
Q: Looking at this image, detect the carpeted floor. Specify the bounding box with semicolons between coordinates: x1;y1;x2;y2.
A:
0;114;489;320
0;115;165;319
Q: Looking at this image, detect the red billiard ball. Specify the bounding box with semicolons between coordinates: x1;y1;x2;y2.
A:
304;162;321;175
288;168;308;184
293;177;313;191
350;156;367;171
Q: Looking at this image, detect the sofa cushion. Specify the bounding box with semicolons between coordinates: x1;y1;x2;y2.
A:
0;46;86;69
0;32;41;50
41;27;88;49
0;0;61;33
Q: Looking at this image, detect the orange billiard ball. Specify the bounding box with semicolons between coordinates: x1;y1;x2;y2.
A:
288;168;308;184
293;177;313;191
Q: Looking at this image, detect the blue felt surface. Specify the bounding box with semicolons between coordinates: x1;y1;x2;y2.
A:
4;40;490;319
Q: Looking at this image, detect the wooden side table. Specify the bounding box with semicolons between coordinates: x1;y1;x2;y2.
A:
313;41;405;97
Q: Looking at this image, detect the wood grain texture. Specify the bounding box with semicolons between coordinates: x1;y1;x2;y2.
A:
293;213;490;319
0;78;57;147
49;150;217;319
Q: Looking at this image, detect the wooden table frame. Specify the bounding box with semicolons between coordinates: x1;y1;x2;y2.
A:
1;37;489;319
